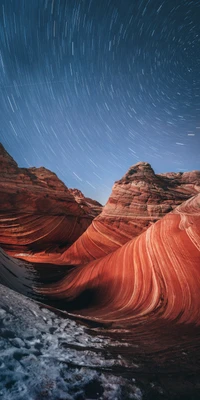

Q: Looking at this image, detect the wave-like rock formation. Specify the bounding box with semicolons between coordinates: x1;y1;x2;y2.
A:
0;144;101;260
38;193;200;326
61;162;200;264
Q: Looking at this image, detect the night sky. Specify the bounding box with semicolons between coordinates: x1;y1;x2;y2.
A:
0;0;199;204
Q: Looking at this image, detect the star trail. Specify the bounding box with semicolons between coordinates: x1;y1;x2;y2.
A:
0;0;199;203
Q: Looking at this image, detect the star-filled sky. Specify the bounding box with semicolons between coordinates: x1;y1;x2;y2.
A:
0;0;199;203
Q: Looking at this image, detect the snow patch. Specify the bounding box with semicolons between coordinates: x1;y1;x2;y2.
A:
0;285;142;400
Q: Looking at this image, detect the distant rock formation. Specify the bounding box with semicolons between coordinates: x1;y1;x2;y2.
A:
60;162;200;264
39;193;200;326
0;144;102;259
69;188;102;217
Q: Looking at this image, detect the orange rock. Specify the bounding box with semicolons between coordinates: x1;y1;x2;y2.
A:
69;188;102;217
0;144;101;261
39;193;200;326
61;162;200;264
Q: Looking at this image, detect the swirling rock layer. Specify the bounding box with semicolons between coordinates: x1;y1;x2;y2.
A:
39;193;200;326
61;162;200;264
1;143;200;327
0;144;101;259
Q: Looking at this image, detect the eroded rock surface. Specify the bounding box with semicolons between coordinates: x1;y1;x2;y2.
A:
0;144;101;261
39;193;200;326
61;162;200;264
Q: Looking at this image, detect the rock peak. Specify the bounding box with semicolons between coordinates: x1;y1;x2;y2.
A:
134;161;152;167
0;143;18;169
119;161;155;182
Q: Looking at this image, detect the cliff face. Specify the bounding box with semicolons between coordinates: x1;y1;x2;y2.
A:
39;193;200;326
0;144;101;258
60;162;200;264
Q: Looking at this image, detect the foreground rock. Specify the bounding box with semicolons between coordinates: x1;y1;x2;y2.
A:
0;284;143;400
61;162;200;264
39;193;200;326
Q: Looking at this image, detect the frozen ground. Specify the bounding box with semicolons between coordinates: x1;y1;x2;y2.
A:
0;284;142;400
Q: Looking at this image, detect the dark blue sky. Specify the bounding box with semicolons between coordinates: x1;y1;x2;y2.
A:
0;0;199;203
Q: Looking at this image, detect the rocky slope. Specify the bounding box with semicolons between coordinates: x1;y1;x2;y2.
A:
60;162;200;264
0;144;101;259
0;284;144;400
1;270;200;400
39;193;200;326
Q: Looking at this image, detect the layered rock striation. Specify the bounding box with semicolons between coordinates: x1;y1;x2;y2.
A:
39;193;200;326
1;143;200;328
61;162;200;264
0;144;101;259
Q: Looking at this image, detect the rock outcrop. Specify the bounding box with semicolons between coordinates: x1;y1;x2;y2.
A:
68;188;102;217
0;144;101;260
60;162;200;264
39;193;200;326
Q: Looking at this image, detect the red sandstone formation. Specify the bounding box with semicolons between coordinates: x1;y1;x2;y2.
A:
1;143;200;328
0;144;101;259
39;193;200;326
69;188;102;217
60;162;200;264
